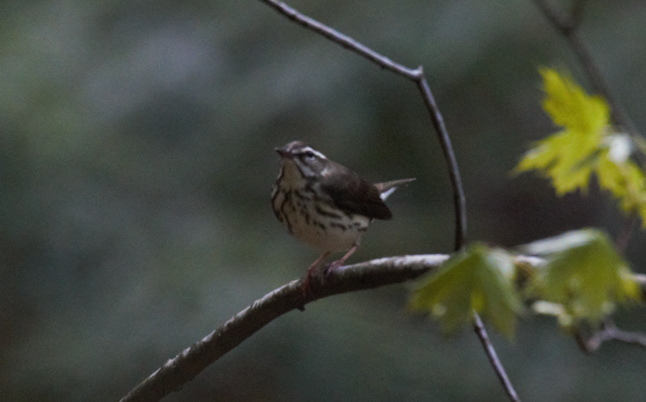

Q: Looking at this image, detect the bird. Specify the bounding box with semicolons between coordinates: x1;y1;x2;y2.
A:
271;140;414;293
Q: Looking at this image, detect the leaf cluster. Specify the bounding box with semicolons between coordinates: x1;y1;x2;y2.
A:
516;68;646;224
409;243;522;338
411;70;645;338
410;230;640;338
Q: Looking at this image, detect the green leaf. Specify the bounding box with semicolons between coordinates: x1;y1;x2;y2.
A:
540;68;609;135
515;68;608;195
524;229;640;329
409;243;523;338
515;68;646;226
516;129;597;195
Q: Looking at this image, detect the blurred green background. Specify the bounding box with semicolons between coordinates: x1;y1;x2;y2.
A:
1;1;646;401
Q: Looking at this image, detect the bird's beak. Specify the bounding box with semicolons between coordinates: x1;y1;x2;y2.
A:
275;148;292;159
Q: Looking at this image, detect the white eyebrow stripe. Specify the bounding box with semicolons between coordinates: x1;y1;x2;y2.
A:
301;146;327;160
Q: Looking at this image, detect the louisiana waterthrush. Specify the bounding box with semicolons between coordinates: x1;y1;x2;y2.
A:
271;140;414;291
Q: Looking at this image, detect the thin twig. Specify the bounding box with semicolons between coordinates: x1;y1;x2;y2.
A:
576;319;646;353
416;75;467;250
259;0;418;78
473;313;521;402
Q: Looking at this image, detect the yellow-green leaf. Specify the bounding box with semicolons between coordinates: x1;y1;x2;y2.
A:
515;69;608;194
515;68;646;226
540;68;609;134
524;229;640;328
409;243;523;338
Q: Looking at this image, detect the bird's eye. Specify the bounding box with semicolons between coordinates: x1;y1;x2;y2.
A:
303;151;315;159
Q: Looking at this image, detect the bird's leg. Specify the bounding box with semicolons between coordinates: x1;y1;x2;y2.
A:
302;242;359;298
325;243;359;274
302;251;331;297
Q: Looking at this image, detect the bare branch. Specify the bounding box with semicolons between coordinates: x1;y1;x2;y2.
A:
473;313;521;402
119;254;646;402
119;255;447;402
576;319;646;353
259;0;418;78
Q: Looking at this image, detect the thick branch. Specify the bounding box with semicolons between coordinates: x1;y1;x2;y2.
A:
119;255;447;402
120;254;646;402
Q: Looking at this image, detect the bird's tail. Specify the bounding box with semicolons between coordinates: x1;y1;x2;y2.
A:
375;178;416;201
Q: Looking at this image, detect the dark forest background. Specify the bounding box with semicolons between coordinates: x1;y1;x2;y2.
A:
1;1;646;401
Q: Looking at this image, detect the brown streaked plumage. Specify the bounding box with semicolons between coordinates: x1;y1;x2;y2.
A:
271;140;414;294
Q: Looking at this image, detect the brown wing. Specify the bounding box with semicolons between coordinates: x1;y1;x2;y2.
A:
319;162;392;220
